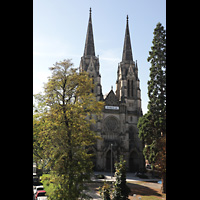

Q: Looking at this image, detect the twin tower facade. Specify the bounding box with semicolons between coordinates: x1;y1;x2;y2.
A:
79;9;144;172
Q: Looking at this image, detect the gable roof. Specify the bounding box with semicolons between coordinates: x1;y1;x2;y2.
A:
104;90;119;106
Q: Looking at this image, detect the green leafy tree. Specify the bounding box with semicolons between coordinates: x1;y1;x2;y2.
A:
33;113;44;162
33;59;104;200
137;22;166;193
99;182;111;200
112;156;130;200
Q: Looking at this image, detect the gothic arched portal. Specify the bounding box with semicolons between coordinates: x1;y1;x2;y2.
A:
106;150;114;171
129;151;139;172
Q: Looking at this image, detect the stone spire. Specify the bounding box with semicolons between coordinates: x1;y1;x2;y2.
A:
83;8;95;56
80;8;103;101
122;15;133;62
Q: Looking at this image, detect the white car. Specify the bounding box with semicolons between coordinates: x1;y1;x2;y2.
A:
34;185;44;195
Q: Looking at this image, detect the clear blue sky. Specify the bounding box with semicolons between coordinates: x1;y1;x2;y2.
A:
33;0;166;114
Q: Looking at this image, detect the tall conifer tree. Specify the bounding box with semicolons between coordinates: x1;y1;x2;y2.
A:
147;22;166;135
137;22;166;193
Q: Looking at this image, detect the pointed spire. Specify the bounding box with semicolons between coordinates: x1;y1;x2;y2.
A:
83;8;95;56
122;15;133;62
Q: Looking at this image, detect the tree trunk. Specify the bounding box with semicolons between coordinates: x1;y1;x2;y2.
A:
161;172;166;193
62;100;73;198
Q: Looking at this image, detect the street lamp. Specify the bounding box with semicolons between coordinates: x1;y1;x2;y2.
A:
111;143;113;179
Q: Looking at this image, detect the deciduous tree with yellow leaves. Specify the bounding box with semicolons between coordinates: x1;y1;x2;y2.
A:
33;59;104;200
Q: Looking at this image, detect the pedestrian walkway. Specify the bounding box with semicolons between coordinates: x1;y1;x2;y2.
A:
84;190;101;200
86;172;162;200
92;171;161;183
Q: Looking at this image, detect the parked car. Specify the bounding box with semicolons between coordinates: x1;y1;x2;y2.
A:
135;171;149;179
35;190;47;200
34;185;44;195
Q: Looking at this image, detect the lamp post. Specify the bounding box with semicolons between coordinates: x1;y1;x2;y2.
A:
111;143;113;179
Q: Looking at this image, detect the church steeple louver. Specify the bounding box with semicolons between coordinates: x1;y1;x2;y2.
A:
83;8;95;56
122;15;133;62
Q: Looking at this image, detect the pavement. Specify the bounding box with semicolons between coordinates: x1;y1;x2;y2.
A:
92;171;161;182
84;190;102;200
85;172;162;199
33;172;161;200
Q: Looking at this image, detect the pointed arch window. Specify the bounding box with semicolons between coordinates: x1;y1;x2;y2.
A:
91;75;94;93
127;79;133;97
127;80;130;97
131;80;133;97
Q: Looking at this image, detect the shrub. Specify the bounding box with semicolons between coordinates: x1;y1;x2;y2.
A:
112;156;130;200
99;182;111;200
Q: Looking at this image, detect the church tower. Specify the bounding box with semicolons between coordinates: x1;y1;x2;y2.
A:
116;15;142;117
79;8;103;101
79;10;144;172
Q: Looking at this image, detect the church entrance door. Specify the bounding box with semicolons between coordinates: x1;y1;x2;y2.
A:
106;150;114;171
129;151;139;172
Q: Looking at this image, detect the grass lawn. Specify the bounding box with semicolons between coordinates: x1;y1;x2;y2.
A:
127;181;166;200
136;196;166;200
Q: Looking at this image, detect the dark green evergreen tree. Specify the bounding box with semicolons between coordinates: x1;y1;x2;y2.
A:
137;22;166;193
112;156;130;200
147;22;166;135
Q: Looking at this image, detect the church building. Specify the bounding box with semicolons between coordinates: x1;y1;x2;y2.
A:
79;8;144;172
